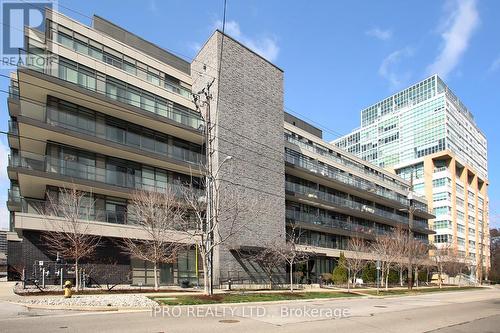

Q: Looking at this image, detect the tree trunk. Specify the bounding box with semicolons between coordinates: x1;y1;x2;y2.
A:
399;267;403;287
408;265;413;290
347;268;350;293
415;267;419;288
75;259;79;291
289;263;294;292
385;267;389;291
438;264;442;289
153;262;159;291
202;254;210;295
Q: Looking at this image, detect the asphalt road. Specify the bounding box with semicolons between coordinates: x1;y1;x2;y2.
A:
1;288;499;333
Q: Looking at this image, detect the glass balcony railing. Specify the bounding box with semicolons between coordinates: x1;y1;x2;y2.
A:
49;29;193;100
285;181;430;230
8;120;18;136
20;198;128;225
285;133;412;193
285;151;407;205
9;152;203;198
8;188;21;203
23;104;205;165
285;149;432;215
9;85;19;100
286;209;390;237
19;197;198;227
19;49;204;131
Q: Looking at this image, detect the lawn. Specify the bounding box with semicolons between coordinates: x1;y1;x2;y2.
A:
362;286;484;296
151;291;361;305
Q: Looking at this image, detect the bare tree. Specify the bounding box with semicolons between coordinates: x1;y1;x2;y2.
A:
182;178;258;295
40;186;101;291
272;223;310;292
121;189;187;291
372;233;398;290
431;242;454;288
237;246;284;289
406;236;428;290
84;259;132;291
345;237;369;291
392;227;410;287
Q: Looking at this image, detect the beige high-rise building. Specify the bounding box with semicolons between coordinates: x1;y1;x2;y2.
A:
334;76;490;280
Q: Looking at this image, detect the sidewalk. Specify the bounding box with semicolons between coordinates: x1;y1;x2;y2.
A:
0;281;21;301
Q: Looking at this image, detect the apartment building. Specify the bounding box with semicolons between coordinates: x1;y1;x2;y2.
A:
5;9;433;286
334;76;490;280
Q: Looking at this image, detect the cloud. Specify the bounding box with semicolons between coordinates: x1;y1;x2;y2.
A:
365;27;392;41
426;0;479;79
213;20;279;62
379;47;414;90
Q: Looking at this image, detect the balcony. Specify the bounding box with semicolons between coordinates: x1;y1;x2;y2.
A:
19;50;204;131
7;188;22;211
285;151;408;205
285;133;410;192
7;120;19;149
17;103;205;165
286;209;390;238
49;30;193;100
285;150;432;216
9;152;203;198
21;198;128;225
285;181;430;231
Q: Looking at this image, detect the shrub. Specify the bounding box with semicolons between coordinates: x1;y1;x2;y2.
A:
362;263;376;283
332;252;348;284
388;269;399;284
321;273;332;284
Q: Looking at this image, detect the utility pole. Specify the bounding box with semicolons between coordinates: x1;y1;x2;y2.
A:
407;170;416;290
193;78;215;295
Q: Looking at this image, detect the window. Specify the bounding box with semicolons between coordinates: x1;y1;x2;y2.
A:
141;93;156;113
57;32;73;48
59;60;78;84
434;234;451;243
433;206;451;217
433;220;451;229
126;88;141;108
433;192;450;202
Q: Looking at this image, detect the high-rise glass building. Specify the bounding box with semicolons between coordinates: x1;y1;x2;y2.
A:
334;75;489;280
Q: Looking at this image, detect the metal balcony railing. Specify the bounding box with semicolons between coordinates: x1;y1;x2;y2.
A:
8;120;18;136
286;209;391;237
285;181;430;230
19;49;204;131
285;149;432;215
9;152;203;198
32;104;205;165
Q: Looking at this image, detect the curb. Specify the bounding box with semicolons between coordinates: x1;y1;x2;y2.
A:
6;300;153;312
6;294;366;311
152;294;367;308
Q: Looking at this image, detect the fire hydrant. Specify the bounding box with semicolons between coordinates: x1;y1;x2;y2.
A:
64;280;73;298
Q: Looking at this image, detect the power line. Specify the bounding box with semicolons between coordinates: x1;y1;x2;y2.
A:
15;0;221;80
1;11;345;153
0;69;287;164
6;3;349;143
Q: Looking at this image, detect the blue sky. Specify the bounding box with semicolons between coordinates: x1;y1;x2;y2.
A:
0;0;499;228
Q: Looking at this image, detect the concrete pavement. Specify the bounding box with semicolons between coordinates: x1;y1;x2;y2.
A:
0;287;498;332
